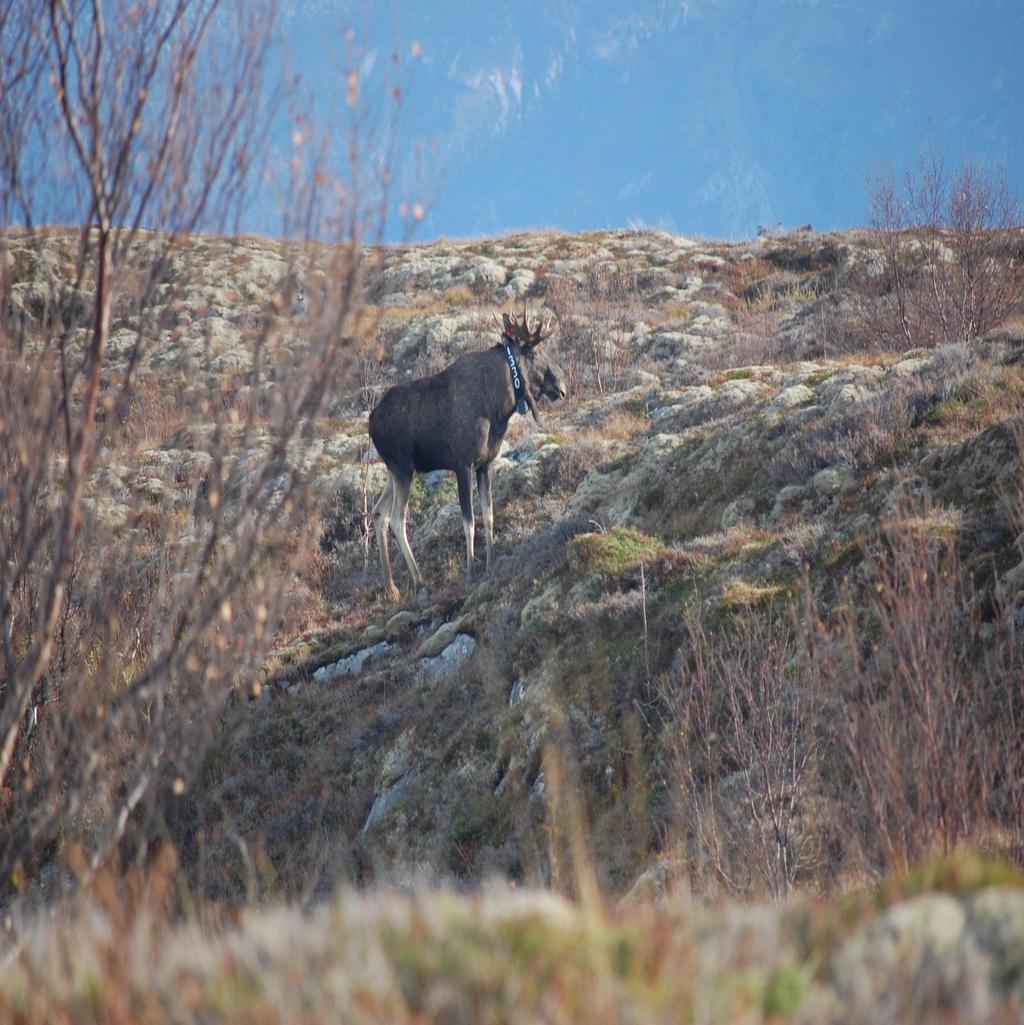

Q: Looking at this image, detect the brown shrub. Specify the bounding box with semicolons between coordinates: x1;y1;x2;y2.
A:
664;607;833;897
546;265;645;399
855;148;1024;349
812;519;1024;871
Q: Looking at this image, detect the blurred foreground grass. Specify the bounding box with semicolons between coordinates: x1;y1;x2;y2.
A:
3;852;1023;1024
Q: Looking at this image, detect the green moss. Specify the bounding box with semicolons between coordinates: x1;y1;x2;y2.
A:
409;472;458;517
621;396;648;418
206;968;265;1016
569;527;665;580
872;851;1024;908
717;580;788;612
447;793;511;872
725;367;756;381
923;394;973;427
762;965;810;1016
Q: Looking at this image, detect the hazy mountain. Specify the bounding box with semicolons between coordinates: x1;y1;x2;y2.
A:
282;0;1024;239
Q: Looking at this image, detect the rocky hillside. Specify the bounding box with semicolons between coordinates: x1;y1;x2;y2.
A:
5;224;1024;899
4;221;1024;1023
178;226;1024;900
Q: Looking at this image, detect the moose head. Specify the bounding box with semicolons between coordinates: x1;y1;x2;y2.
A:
500;309;567;421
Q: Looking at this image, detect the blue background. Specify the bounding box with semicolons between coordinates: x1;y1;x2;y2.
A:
275;0;1024;240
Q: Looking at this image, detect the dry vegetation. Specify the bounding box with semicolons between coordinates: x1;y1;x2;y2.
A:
0;0;411;895
4;851;1024;1023
3;5;1024;1021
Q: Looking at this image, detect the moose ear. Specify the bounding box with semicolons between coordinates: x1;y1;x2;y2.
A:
501;312;513;332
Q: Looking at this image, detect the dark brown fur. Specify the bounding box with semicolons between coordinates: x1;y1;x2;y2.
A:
368;313;566;599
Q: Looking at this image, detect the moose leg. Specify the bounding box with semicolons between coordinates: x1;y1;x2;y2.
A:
372;474;399;601
389;472;425;592
476;465;494;571
456;465;475;581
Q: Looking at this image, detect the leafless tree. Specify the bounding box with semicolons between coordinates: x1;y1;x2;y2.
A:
664;608;829;898
546;265;642;399
860;146;1024;350
0;1;410;893
809;517;1024;872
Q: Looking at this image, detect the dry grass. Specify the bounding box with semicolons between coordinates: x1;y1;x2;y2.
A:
580;407;649;445
439;283;477;307
3;849;1023;1025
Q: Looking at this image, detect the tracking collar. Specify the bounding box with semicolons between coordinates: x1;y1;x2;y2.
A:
502;331;529;415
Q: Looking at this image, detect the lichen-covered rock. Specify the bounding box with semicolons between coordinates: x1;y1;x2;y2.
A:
622;859;672;904
883;476;925;515
313;641;392;683
768;484;809;524
18;223;1024;912
887;355;931;379
566;431;688;526
420;633;476;680
687;301;731;338
816;365;884;411
830;890;1024;1021
812;465;855;497
362;771;420;832
650;386;711;421
645;329;696;360
384;610;427;640
497;268;535;300
965;889;1024;998
455;259;506;291
721;496;758;530
718;378;770;405
83;496;131;531
378;729;415;789
417;620;464;659
832;895;970;996
770;383;815;411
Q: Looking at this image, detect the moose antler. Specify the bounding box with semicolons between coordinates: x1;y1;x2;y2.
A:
502;308;553;345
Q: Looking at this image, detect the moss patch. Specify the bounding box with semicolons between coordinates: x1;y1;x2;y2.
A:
717;580;789;612
569;528;666;580
871;851;1024;909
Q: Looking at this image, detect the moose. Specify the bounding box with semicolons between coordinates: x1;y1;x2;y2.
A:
368;309;567;600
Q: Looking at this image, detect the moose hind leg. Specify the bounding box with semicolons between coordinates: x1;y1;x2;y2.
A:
456;465;475;581
372;474;399;601
389;473;425;591
477;465;494;571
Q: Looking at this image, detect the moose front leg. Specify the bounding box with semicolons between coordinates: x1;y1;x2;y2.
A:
476;464;494;571
456;465;475;581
